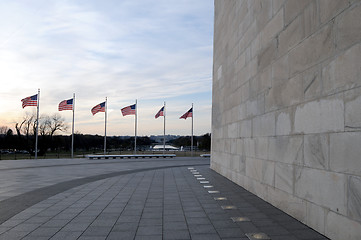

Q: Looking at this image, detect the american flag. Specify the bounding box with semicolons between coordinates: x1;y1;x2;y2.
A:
21;94;38;108
91;102;106;115
121;104;136;116
58;99;73;111
180;107;193;119
155;106;164;119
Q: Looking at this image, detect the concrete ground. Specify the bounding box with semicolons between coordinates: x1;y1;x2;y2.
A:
0;157;329;240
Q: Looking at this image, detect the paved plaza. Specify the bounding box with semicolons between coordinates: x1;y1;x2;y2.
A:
0;157;329;240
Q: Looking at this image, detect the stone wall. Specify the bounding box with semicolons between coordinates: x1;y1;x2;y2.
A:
211;1;361;239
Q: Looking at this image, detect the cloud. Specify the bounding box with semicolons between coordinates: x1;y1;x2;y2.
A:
0;0;213;135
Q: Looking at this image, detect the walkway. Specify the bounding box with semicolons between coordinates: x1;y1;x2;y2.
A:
0;157;329;240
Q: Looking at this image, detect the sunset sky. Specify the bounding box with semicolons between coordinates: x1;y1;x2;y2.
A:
0;0;214;136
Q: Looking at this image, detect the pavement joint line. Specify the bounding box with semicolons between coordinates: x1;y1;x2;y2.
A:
106;170;151;239
180;166;223;239
85;174;141;239
0;163;208;225
172;168;191;239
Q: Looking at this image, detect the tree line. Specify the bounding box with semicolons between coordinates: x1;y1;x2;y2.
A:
0;112;211;156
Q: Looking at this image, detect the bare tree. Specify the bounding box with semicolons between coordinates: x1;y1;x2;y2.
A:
48;113;68;137
13;112;68;154
15;120;25;136
0;126;9;135
14;112;35;137
37;113;67;137
15;112;67;137
38;115;48;136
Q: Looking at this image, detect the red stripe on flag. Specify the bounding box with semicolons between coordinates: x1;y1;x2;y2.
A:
91;102;105;115
21;95;37;108
58;99;73;111
121;104;136;116
180;108;193;119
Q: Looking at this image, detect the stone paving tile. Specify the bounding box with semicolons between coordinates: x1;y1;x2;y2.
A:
186;217;212;225
27;226;60;236
0;158;332;240
163;229;191;240
106;231;136;240
190;233;221;240
116;215;140;223
10;223;41;232
90;218;117;227
216;227;244;238
236;221;259;233
136;225;162;235
42;219;70;228
191;167;330;240
164;214;186;222
0;227;10;235
292;229;329;240
1;219;24;228
184;211;208;218
0;230;28;240
111;222;138;232
257;225;291;237
188;224;217;234
77;236;106;240
223;238;249;240
82;226;112;236
163;221;188;230
138;217;162;226
49;231;82;240
62;223;89;232
22;236;50;240
134;235;162;240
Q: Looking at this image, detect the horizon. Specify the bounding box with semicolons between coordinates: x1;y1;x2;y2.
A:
0;132;210;138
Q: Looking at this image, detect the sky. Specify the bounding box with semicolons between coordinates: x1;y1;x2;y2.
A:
0;0;214;136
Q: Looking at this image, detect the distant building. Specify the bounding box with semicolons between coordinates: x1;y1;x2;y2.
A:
152;145;179;151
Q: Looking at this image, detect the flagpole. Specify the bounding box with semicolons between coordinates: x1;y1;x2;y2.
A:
163;101;166;155
35;89;40;159
104;97;107;155
191;103;193;157
134;99;137;155
71;93;75;159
